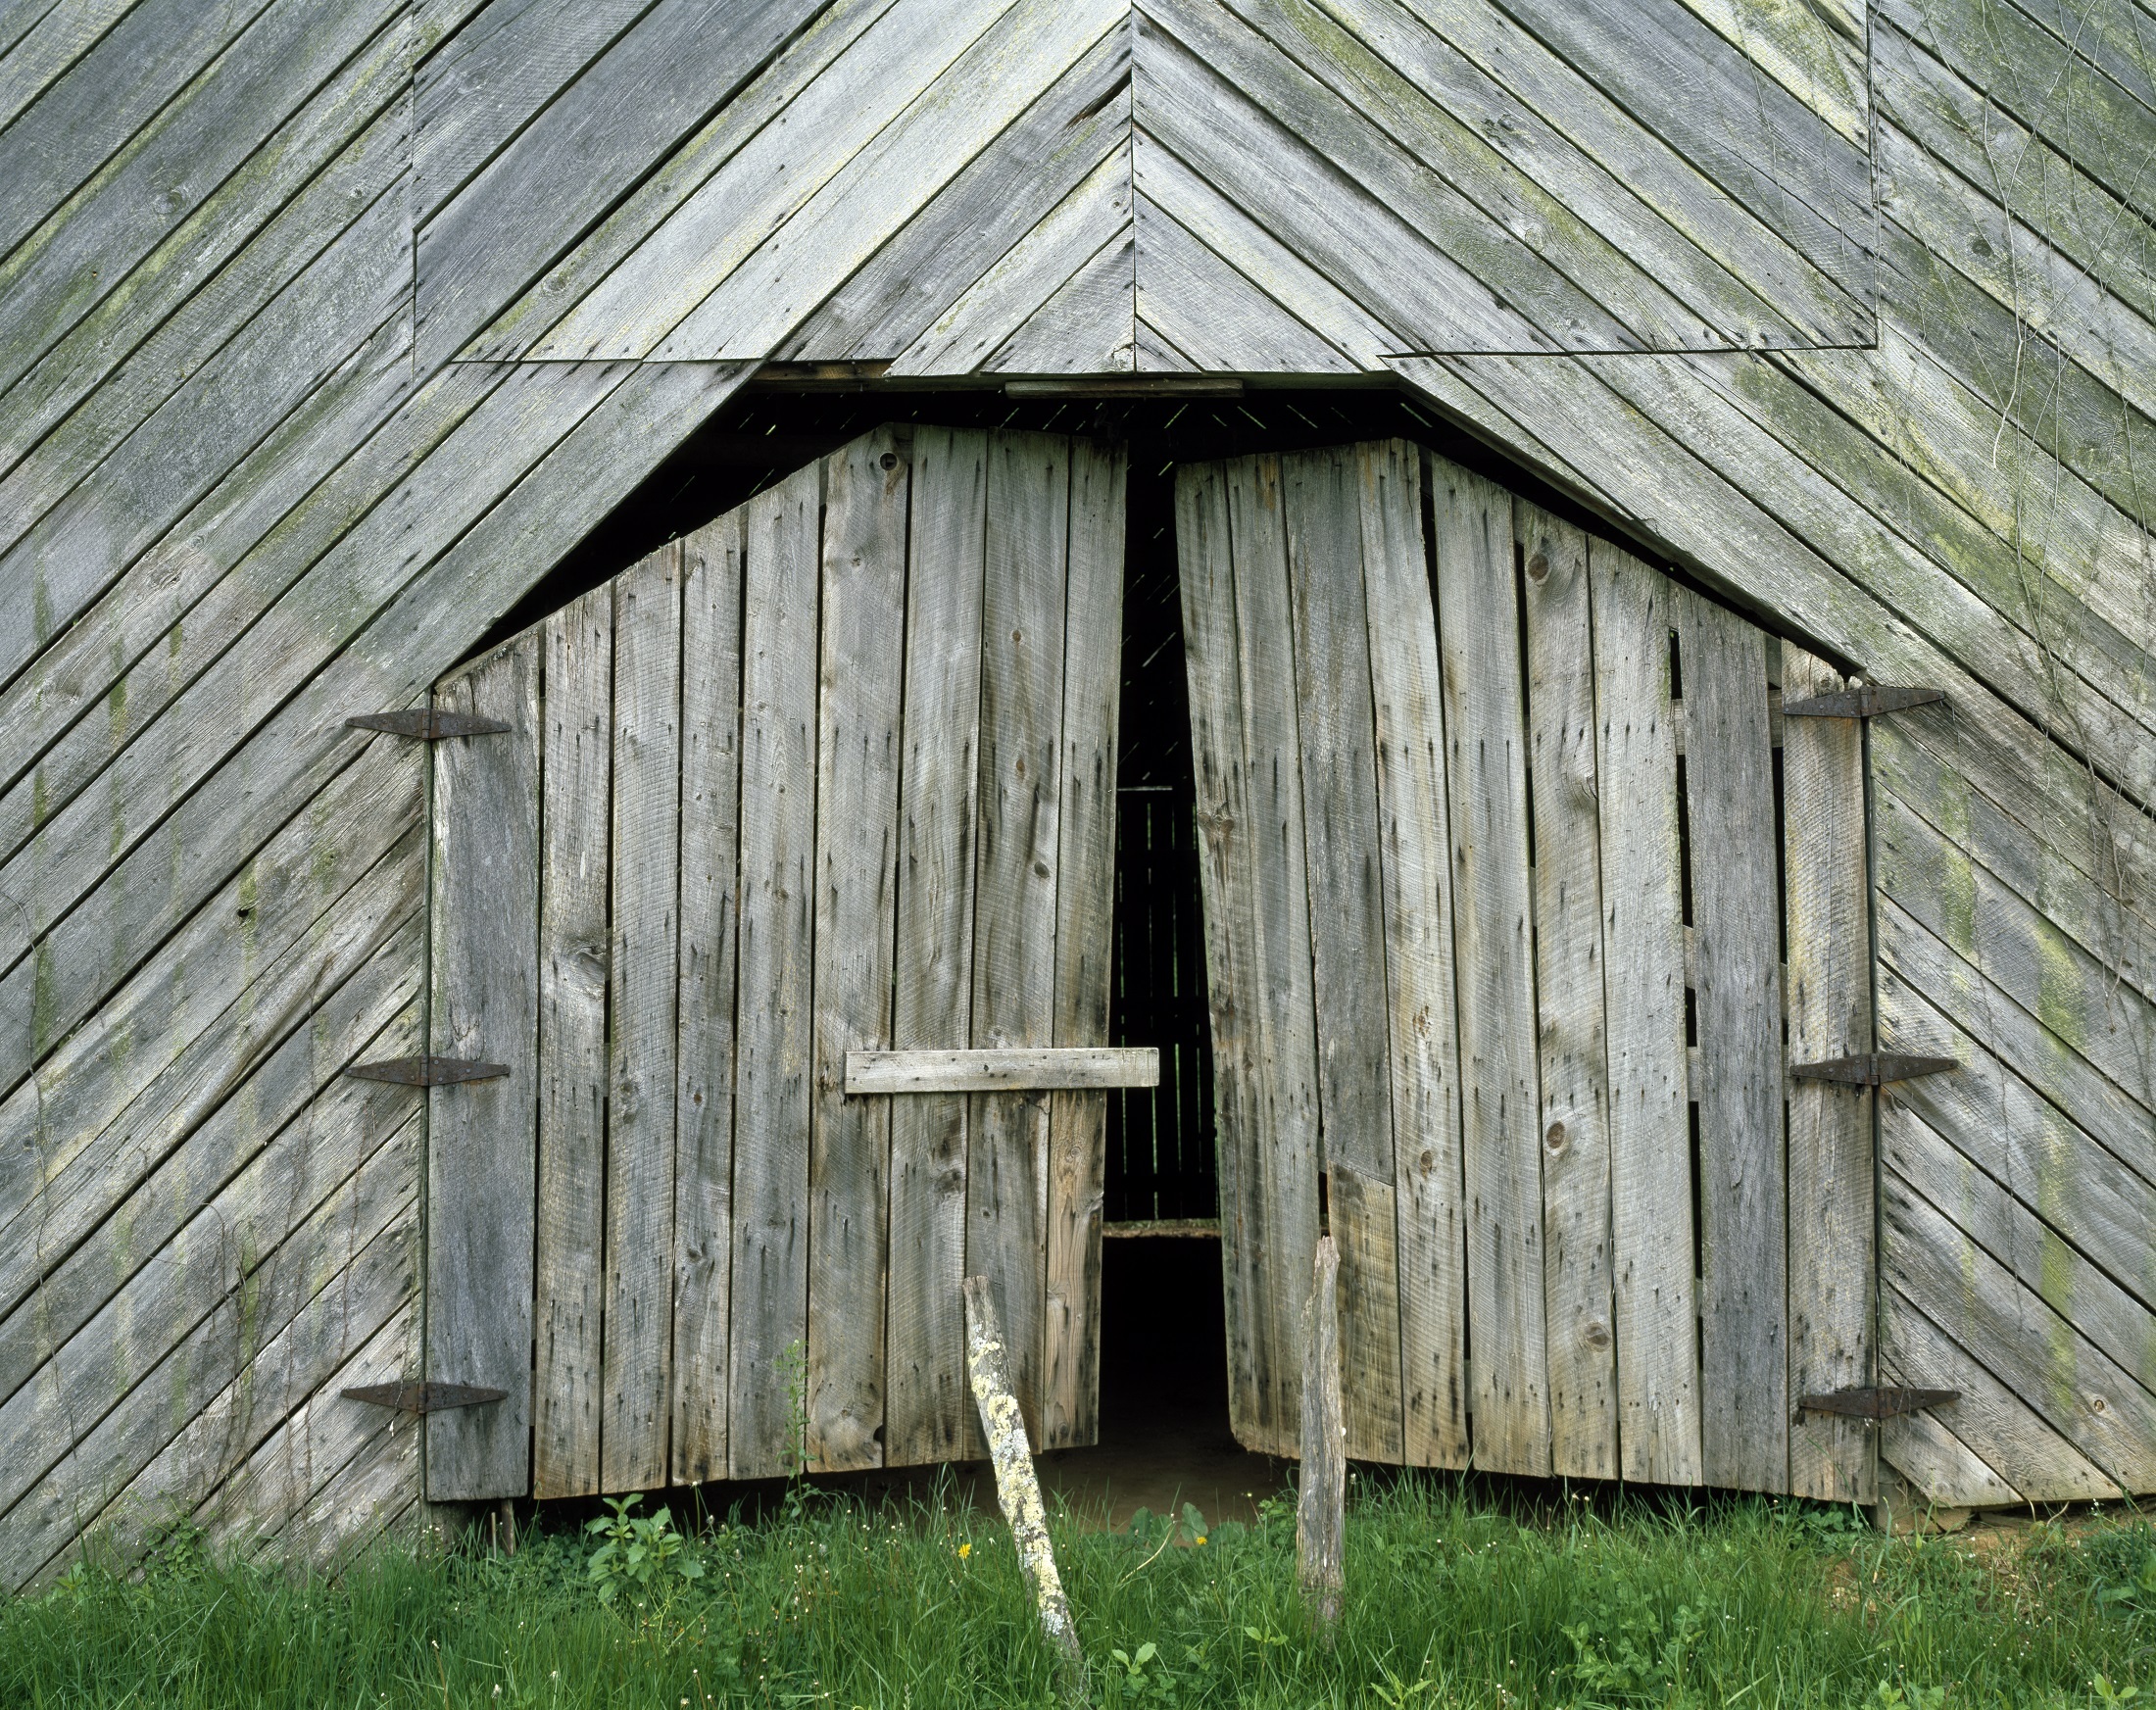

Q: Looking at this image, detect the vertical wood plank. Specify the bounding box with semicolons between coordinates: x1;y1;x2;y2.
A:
730;462;823;1481
1043;437;1126;1450
1358;439;1467;1470
534;584;612;1498
426;637;540;1500
886;427;988;1467
1678;586;1788;1493
1175;461;1280;1453
1590;542;1701;1486
1784;645;1876;1502
969;431;1070;1444
671;513;743;1487
1223;454;1324;1456
601;544;683;1492
1431;457;1549;1478
808;428;909;1472
1284;445;1403;1466
1519;503;1617;1481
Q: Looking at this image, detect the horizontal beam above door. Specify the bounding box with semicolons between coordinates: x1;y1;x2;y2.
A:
844;1049;1160;1095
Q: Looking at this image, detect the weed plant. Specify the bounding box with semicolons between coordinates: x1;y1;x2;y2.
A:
2;1478;2150;1708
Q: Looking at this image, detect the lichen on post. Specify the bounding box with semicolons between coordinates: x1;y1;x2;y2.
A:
961;1274;1086;1702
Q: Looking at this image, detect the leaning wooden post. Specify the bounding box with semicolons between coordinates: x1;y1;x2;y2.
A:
1298;1235;1345;1636
963;1275;1087;1702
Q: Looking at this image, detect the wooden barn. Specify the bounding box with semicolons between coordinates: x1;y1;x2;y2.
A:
1;0;2152;1584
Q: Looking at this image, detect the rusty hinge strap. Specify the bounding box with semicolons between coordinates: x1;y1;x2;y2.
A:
344;1382;507;1413
347;1055;509;1087
1782;686;1944;718
1790;1053;1958;1086
1798;1386;1958;1420
348;710;511;740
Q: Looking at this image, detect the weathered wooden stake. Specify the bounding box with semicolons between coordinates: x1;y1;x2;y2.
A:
963;1275;1087;1702
1298;1236;1345;1635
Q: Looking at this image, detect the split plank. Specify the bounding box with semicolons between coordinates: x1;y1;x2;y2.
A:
426;641;541;1502
1588;542;1700;1486
968;432;1071;1443
602;547;683;1491
1781;647;1875;1503
1284;445;1402;1465
729;462;824;1481
1358;440;1465;1468
1676;586;1788;1493
885;427;988;1467
850;1049;1158;1095
1519;503;1616;1480
1042;437;1126;1449
808;430;908;1471
534;585;612;1498
1432;458;1548;1477
671;514;744;1487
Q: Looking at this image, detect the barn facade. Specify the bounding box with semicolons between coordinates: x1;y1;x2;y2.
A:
1;0;2152;1584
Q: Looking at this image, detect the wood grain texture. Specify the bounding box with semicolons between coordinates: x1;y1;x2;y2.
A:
1518;502;1616;1481
1176;460;1285;1454
671;513;744;1487
534;585;612;1498
1781;646;1875;1503
425;643;540;1501
807;429;908;1472
1355;440;1465;1468
1588;541;1700;1486
1431;457;1548;1477
1283;446;1402;1464
968;431;1070;1445
886;425;987;1467
1223;454;1325;1457
851;1049;1157;1094
1027;448;1120;1456
730;463;823;1481
1676;585;1787;1493
601;546;683;1492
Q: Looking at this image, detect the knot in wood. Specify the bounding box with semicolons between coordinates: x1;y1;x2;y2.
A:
1544;1119;1568;1154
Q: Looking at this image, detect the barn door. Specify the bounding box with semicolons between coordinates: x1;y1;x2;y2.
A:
423;425;1128;1500
1177;441;1877;1499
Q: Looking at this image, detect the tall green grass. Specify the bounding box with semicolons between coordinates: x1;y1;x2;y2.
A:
3;1478;2149;1708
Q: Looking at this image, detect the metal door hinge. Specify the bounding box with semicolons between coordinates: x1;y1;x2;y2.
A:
1782;686;1943;718
347;710;512;740
1790;1053;1957;1086
347;1055;509;1086
344;1382;507;1412
1797;1387;1958;1420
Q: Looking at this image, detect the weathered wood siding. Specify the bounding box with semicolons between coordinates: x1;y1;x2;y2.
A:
0;0;2150;1583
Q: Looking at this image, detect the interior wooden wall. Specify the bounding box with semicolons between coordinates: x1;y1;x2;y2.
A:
0;0;2149;1585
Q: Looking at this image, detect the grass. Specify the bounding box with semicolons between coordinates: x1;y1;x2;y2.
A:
2;1477;2152;1708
